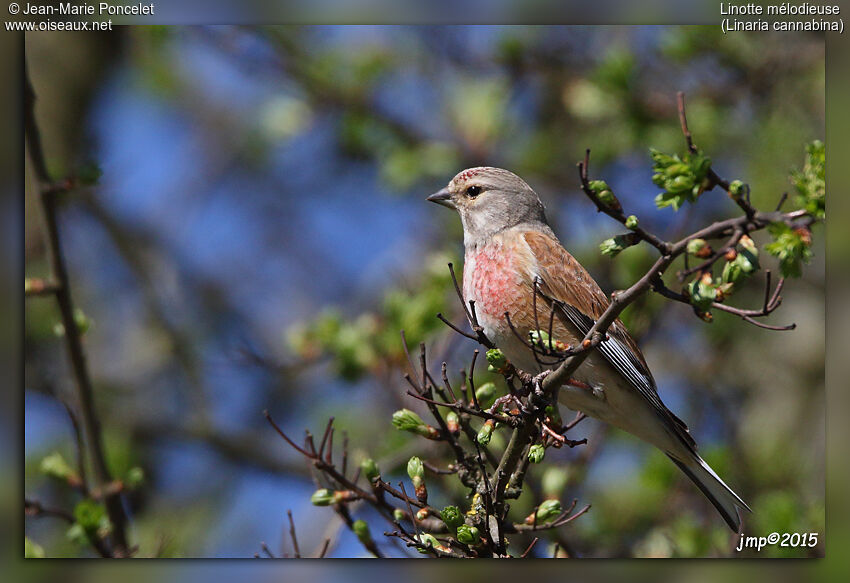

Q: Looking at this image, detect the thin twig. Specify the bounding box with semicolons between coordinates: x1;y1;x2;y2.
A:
287;510;301;558
25;60;129;557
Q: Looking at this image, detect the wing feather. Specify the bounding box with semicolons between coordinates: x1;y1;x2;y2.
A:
523;230;695;450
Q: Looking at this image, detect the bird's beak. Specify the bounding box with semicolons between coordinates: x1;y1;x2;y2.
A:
427;187;456;210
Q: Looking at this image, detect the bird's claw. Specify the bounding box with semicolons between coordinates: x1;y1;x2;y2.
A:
532;370;552;397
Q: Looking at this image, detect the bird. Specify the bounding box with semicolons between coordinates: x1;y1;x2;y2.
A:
427;166;750;532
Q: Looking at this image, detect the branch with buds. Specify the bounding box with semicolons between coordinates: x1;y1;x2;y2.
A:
265;327;591;557
24;62;137;559
266;92;821;558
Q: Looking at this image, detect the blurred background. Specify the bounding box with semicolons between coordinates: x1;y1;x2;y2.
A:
24;26;824;558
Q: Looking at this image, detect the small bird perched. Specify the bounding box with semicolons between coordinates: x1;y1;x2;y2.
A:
428;166;750;532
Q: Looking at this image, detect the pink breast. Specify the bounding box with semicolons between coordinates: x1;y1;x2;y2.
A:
464;239;529;320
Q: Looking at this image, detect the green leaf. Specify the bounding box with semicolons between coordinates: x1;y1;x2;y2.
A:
649;147;712;211
456;525;480;545
790;140;825;219
440;506;463;530
765;223;813;278
39;452;75;481
528;444;545;463
600;233;639;257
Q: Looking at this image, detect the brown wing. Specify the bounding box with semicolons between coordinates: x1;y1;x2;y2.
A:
523;230;695;450
523;230;648;370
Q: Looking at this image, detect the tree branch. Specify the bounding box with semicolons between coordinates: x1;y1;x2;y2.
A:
24;61;130;557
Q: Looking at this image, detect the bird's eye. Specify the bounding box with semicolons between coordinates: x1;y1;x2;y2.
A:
466;185;481;197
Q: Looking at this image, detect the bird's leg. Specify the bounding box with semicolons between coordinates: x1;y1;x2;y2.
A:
489;393;522;415
565;378;592;391
541;421;588;449
531;369;552;398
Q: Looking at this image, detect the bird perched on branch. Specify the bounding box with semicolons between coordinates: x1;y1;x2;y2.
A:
428;166;750;532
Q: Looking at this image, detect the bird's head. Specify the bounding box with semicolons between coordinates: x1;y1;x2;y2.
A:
427;166;549;245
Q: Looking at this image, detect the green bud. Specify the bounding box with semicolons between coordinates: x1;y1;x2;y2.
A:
691;153;712;178
729;180;746;198
655;191;680;210
352;519;372;545
588;179;610;193
407;456;424;486
625;215;639;229
40;452;75;482
74;309;90;334
416;533;442;553
408;456;427;503
528;444;545;463
588;180;619;209
664;162;690;177
716;282;735;300
360;458;381;483
529;329;550;348
686;238;708;256
456;524;481;545
721;257;744;286
486;348;508;373
474;382;498;408
599;238;621;257
125;466;145;489
73;500;110;536
392;409;439;439
391;409;423;431
667;175;695;193
597;189;618;209
477;419;495;446
445;411;460;434
528;499;563;524
651;173;665;187
686;273;717;312
600;233;638;258
440;506;464;530
393;508;406;522
310;488;336;506
739;234;758;255
738;249;758;274
766;223;813;278
649;148;675;166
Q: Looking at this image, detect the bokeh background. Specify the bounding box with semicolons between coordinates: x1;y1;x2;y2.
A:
24;26;824;558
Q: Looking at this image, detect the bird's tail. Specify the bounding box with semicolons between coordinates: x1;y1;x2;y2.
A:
667;453;751;532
